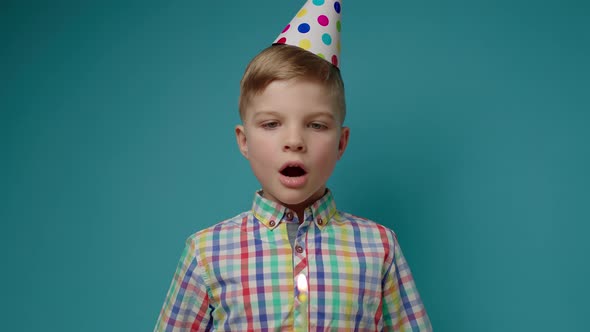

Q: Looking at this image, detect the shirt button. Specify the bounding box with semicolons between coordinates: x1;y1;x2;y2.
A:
269;220;276;227
317;217;323;225
296;245;304;253
285;212;294;221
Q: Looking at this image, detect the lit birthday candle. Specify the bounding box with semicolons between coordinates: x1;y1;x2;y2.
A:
297;273;308;293
296;273;309;330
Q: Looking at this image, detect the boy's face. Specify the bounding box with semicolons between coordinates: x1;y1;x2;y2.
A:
236;79;349;211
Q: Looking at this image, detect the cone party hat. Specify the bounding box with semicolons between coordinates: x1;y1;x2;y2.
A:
273;0;342;68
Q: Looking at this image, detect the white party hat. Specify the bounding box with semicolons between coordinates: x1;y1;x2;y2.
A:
273;0;342;68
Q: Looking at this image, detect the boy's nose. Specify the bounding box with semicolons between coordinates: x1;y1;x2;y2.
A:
283;130;305;152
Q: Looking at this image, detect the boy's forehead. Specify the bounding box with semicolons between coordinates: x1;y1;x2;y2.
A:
245;79;337;110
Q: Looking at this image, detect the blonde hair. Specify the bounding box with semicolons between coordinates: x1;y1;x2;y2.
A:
239;44;346;123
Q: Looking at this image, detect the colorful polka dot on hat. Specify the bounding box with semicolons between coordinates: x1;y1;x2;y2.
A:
273;0;342;68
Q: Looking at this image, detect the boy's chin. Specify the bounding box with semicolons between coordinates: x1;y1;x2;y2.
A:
264;187;326;207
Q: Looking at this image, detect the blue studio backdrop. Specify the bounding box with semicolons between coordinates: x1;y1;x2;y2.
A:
3;0;589;331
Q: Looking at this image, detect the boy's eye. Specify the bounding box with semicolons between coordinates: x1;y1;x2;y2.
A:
309;122;327;130
261;121;279;129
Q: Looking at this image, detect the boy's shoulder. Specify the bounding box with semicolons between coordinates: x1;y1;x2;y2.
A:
187;211;250;243
334;210;399;240
336;210;386;227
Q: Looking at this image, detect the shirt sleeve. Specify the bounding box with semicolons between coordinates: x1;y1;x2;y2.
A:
154;237;213;332
382;231;432;331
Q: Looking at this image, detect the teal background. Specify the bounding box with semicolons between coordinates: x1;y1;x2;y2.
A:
3;0;589;331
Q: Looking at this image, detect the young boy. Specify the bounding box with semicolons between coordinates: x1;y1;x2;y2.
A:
155;1;431;331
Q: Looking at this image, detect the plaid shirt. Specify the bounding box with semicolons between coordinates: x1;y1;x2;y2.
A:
155;190;431;331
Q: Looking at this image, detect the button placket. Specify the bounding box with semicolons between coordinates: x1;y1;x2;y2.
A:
292;224;308;275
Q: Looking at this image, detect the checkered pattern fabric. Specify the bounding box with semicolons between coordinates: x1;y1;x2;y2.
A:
155;190;431;331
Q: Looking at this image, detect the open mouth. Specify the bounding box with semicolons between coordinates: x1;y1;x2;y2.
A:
280;165;307;177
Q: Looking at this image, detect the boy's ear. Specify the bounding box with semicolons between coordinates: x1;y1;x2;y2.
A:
337;126;350;160
235;125;249;159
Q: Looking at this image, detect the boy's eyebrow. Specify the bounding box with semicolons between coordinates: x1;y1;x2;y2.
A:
306;111;335;119
251;110;336;120
252;110;282;119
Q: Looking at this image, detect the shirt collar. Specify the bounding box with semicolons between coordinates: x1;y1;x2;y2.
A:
251;189;337;231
